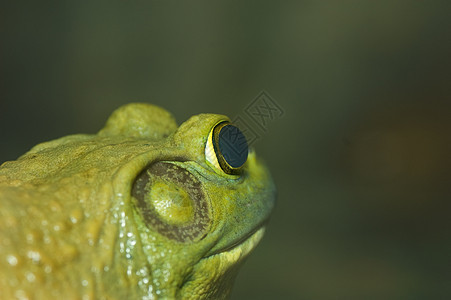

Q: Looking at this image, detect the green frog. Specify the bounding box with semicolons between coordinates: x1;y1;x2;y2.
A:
0;103;276;299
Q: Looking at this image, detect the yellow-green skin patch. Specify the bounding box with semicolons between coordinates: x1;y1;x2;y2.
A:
0;103;275;299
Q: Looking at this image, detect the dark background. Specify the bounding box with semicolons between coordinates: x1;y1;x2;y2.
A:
1;1;450;299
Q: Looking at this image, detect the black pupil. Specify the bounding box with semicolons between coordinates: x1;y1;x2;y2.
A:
217;124;248;168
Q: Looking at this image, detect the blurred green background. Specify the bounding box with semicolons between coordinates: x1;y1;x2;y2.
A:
1;1;450;299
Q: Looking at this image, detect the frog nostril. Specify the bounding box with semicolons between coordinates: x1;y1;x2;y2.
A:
131;162;210;242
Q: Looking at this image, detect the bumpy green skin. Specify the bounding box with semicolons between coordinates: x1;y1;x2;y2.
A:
0;103;275;299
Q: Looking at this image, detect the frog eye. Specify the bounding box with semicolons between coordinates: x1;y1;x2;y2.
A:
205;121;248;175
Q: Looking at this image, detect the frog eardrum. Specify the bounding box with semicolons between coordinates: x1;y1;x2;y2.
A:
205;121;249;175
132;162;210;242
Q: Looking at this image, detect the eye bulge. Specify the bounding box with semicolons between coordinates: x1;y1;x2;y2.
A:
205;121;249;175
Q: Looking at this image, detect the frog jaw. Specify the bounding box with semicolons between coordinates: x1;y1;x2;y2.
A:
178;227;266;299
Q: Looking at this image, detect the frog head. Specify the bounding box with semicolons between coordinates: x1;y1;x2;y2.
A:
0;103;276;299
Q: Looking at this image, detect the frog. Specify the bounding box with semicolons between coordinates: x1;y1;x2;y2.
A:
0;103;276;299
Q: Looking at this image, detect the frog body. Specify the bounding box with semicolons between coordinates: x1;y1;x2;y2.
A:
0;103;275;299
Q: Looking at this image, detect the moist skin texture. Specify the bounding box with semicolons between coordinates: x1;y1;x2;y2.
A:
0;103;276;299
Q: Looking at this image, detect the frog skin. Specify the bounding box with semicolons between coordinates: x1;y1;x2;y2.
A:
0;103;276;299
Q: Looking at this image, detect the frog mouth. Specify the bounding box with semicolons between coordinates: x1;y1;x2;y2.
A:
213;226;265;257
205;222;267;257
198;226;266;271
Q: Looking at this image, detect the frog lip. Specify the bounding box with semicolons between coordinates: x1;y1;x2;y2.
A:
205;220;268;257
